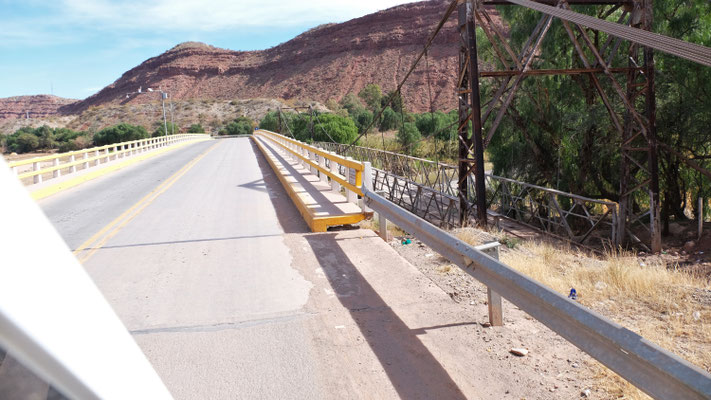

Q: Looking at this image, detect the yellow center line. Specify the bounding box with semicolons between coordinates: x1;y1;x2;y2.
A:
73;141;222;263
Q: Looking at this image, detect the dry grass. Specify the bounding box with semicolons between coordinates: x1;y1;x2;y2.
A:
452;226;711;398
499;239;711;399
360;215;406;239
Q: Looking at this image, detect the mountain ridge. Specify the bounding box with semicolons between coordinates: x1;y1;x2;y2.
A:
2;1;503;121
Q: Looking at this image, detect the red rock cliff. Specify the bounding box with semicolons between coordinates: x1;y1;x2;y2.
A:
68;0;480;114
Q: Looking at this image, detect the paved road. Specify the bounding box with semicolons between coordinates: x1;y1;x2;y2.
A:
40;138;325;398
31;137;574;400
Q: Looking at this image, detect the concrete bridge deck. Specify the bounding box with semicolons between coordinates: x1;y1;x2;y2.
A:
2;137;575;399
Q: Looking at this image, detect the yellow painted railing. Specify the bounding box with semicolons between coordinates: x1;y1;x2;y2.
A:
8;134;210;184
255;130;364;196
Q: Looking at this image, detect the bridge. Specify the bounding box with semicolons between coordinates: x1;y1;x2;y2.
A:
3;0;711;397
1;132;710;399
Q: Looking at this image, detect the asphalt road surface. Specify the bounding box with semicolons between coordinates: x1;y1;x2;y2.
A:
33;137;574;400
41;138;326;398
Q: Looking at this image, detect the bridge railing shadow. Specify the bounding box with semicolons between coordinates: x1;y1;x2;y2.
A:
304;232;468;400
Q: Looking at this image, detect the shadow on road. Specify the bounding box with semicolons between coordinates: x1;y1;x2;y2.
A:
248;139;309;234
304;233;468;400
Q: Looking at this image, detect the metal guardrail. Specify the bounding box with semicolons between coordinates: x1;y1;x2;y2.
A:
8;134;210;184
316;141;618;247
360;166;711;400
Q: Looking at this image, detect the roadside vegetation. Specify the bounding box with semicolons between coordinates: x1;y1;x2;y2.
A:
1;119;214;155
453;228;711;399
2;126;90;154
257;83;461;164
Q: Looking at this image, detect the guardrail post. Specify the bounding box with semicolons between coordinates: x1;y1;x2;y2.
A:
346;157;357;204
53;158;61;178
361;162;373;213
379;212;389;241
375;189;389;241
83;152;89;169
70;155;76;173
290;142;297;162
11;166;18;176
329;152;341;194
319;153;327;183
33;162;42;184
475;242;503;327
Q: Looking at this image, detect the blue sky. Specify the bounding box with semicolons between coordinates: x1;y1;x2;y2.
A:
0;0;412;100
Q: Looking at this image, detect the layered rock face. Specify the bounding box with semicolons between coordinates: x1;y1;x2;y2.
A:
3;1;504;119
0;95;78;120
68;0;473;114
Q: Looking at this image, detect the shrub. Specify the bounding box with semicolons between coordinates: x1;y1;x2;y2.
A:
397;122;421;150
9;132;40;153
415;111;457;140
339;93;363;116
312;113;358;144
93;123;149;146
353;109;374;134
187;123;205;133
152;122;180;137
220;116;254;135
379;107;400;131
259;111;279;131
358;84;383;111
4;126;84;154
35;126;57;149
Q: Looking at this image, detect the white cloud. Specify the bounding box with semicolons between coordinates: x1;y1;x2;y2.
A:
59;0;415;31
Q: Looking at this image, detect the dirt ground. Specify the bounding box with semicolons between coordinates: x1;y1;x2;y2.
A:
375;228;610;399
368;222;711;400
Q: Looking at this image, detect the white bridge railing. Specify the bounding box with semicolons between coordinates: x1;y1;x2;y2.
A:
8;134;210;185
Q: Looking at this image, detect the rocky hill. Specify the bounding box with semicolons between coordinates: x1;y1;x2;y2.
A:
67;0;485;114
2;1;503;122
0;95;78;120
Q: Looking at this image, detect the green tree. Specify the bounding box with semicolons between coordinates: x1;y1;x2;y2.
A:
382;90;404;113
485;0;711;225
415;111;457;140
353;109;374;134
379;107;400;131
339;93;364;116
188;123;205;133
358;84;383;111
397;122;421;150
259;111;279;132
9;132;40;153
34;126;56;149
152;122;180;137
312;113;358;144
220;116;254;136
93;123;149;146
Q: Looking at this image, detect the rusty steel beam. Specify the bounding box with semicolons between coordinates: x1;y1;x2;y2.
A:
483;0;631;3
458;1;487;226
483;4;558;148
480;67;643;77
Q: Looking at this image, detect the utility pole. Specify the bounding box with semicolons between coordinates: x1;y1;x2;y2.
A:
277;108;283;133
161;92;168;136
309;106;314;142
169;95;175;134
